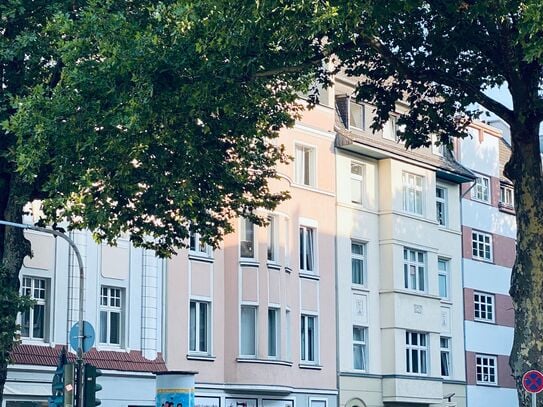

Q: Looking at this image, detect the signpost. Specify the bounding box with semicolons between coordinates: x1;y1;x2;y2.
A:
522;370;543;407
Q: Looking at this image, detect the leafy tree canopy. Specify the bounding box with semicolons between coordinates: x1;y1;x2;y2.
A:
4;0;543;406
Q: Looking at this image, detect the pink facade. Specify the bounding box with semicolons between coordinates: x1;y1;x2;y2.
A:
164;102;338;406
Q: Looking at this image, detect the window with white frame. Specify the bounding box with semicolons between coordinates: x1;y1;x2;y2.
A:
285;309;292;360
350;162;364;204
402;172;423;215
299;226;315;273
349;100;366;130
474;292;495;322
403;248;426;291
440;337;451;377
295;144;316;187
99;286;122;345
351;241;366;285
240;218;255;258
438;259;449;300
301;314;317;363
436;186;447;226
405;331;428;374
20;277;47;340
500;185;514;208
240;305;257;356
268;308;280;358
189;300;210;354
476;354;497;385
267;215;278;262
353;326;367;371
285;218;291;268
189;231;211;256
472;175;490;203
472;231;492;261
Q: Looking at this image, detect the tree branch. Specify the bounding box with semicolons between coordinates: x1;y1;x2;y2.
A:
360;34;515;124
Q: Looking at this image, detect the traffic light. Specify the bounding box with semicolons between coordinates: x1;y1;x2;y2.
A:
84;363;103;406
48;348;75;407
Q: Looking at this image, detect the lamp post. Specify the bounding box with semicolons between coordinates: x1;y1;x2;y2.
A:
0;220;85;407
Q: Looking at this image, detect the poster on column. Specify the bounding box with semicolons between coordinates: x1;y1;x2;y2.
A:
157;390;193;407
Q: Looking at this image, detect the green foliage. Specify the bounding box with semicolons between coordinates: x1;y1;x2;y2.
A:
0;266;34;366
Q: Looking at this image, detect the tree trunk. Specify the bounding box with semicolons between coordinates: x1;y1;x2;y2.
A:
505;118;543;406
0;174;32;406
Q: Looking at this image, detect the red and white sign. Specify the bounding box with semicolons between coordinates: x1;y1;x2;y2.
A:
523;370;543;394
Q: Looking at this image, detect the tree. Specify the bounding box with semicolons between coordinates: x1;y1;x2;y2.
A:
0;0;299;401
3;0;543;406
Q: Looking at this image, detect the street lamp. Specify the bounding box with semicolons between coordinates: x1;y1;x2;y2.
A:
0;220;86;407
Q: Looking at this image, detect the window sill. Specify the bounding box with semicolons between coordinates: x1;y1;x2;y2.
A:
471;198;491;205
267;262;281;271
299;272;319;281
299;363;322;370
473;318;496;325
20;338;49;345
188;254;214;263
96;345;126;352
285;266;292;274
351;284;369;292
440;299;453;305
476;382;498;387
239;260;260;268
187;354;216;362
471;257;494;264
236;358;293;366
498;202;515;214
380;289;441;301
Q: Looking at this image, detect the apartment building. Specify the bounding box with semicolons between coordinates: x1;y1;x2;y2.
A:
164;92;338;407
4;218;166;407
334;77;473;407
456;122;517;406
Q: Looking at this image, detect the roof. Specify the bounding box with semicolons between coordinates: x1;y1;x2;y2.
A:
10;344;167;373
334;116;475;183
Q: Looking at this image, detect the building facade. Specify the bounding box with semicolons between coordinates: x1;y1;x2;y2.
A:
334;77;472;407
456;122;517;406
4;219;166;407
164;93;338;407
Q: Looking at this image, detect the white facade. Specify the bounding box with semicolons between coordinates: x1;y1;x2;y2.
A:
4;219;165;407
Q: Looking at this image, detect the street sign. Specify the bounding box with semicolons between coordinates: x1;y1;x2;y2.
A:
69;321;95;353
523;370;543;394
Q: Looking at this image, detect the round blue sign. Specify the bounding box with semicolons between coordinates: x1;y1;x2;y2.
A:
523;370;543;394
69;321;95;353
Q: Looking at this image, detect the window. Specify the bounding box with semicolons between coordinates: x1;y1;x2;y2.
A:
299;226;315;273
189;232;210;256
405;331;428;374
500;185;514;208
267;215;278;262
240;218;255;258
240;305;257;356
349;100;366;130
351;241;366;285
402;172;423;215
20;277;47;340
472;176;490;203
391;115;405;141
100;286;122;345
268;308;279;358
472;231;492;261
436;187;447;226
301;314;317;363
295;144;316;187
285;218;291;268
438;259;449;300
353;326;367;371
350;162;364;204
476;354;497;385
403;248;426;291
440;337;451;377
189;301;210;353
474;292;495;322
285;309;292;360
